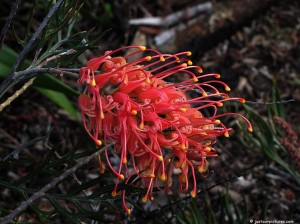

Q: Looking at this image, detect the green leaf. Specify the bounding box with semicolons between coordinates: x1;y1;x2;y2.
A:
0;62;11;78
0;45;22;67
0;45;79;118
36;87;78;119
191;200;206;224
242;105;300;185
271;83;284;118
33;74;79;96
48;198;82;224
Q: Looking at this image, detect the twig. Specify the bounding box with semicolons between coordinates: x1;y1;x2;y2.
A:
0;0;63;98
0;0;22;49
154;15;204;46
129;2;212;27
0;49;79;112
0;78;35;112
1;128;53;161
245;99;296;105
11;0;63;72
38;49;77;68
151;2;212;46
0;144;110;224
11;67;79;80
191;89;296;106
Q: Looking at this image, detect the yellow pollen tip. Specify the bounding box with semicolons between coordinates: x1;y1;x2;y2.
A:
139;46;146;51
198;68;203;73
191;190;196;198
215;74;221;78
91;79;96;87
202;92;208;97
248;127;253;132
145;77;151;84
186;51;192;56
204;147;211;152
139;124;144;129
96;140;102;146
145;56;152;61
99;165;105;174
158;156;163;161
217;102;223;107
142;196;148;203
160;56;165;62
193;77;199;82
180;107;187;112
187;60;193;65
126;208;131;215
100;113;105;119
240;98;246;103
122;157;127;164
180;175;186;183
160;173;166;181
181;63;187;68
111;191;117;197
214;120;221;124
149;173;155;178
225;86;231;91
180;144;186;150
198;166;205;173
119;174;125;180
224;132;229;138
131;110;138;115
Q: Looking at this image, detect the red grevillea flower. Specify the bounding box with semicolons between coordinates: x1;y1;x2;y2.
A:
78;46;253;214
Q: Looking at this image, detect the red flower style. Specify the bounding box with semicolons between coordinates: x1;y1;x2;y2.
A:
78;46;253;214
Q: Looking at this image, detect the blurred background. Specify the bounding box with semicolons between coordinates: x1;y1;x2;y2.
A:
0;0;299;223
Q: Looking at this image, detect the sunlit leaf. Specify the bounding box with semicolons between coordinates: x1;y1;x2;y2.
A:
35;87;78;119
0;45;79;118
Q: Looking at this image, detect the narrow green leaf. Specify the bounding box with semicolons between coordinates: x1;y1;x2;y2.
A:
69;175;110;195
36;87;78;119
177;214;190;224
33;74;79;96
0;45;79;118
191;200;205;224
49;198;81;224
13;25;25;46
271;84;284;118
0;62;11;78
0;45;27;67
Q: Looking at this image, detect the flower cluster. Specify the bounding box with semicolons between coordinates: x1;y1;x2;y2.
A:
78;46;252;214
273;116;300;173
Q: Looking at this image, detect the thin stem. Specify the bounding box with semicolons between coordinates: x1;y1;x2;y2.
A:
12;67;79;80
0;144;110;224
0;49;79;111
0;78;35;112
245;99;295;105
11;0;63;72
0;0;63;98
0;68;79;112
0;0;22;49
1;128;53;161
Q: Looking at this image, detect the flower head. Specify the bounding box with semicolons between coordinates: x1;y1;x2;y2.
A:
78;46;252;213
